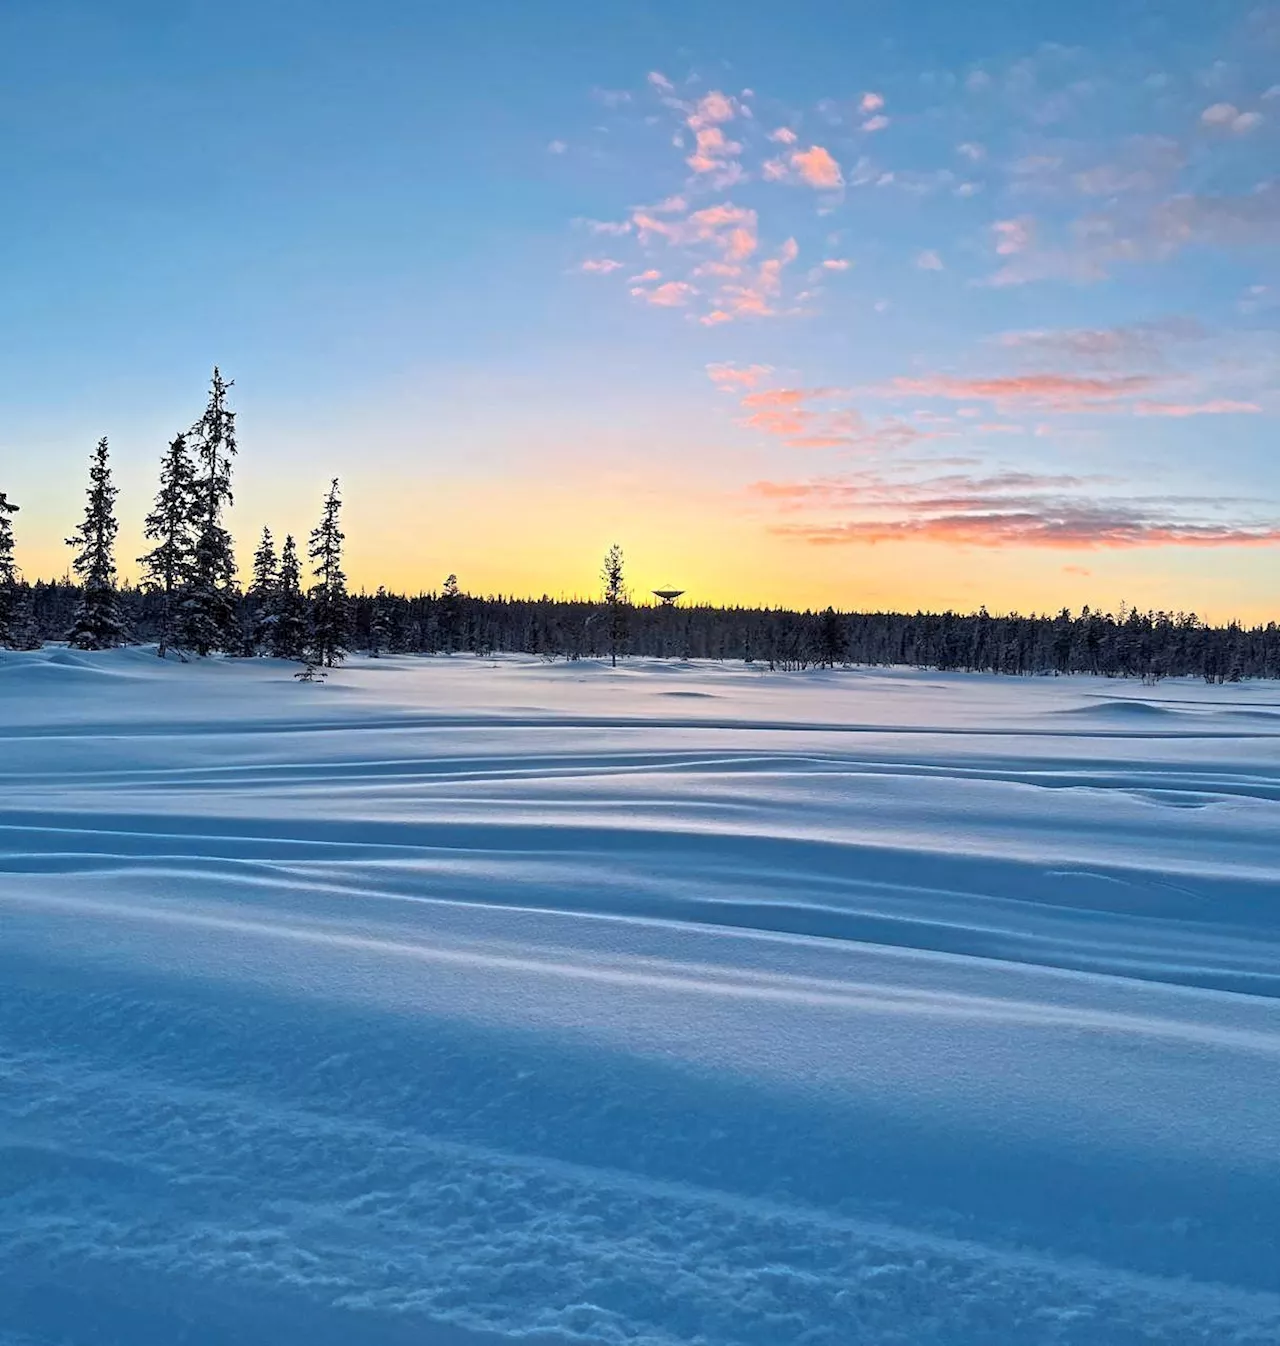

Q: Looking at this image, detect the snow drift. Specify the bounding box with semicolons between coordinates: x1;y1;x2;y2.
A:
2;648;1278;1344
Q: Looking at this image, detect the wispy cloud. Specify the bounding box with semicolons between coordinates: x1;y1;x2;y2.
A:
891;372;1157;410
580;258;624;274
1133;399;1261;416
774;509;1280;550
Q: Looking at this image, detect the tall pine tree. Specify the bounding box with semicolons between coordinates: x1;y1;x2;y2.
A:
308;478;349;667
269;533;308;660
601;543;628;668
0;490;18;647
180;368;239;655
246;525;279;655
66;438;127;650
138;433;196;657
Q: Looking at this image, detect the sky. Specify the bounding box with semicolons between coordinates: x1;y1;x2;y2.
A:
1;0;1278;619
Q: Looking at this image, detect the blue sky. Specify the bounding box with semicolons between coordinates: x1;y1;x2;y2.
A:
1;0;1277;615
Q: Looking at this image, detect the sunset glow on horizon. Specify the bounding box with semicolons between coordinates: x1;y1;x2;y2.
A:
2;1;1278;622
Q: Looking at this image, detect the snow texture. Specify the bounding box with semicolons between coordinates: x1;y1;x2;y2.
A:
2;647;1279;1344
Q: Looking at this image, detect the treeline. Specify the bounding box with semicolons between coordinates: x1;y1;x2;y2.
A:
2;369;1277;682
8;574;1279;682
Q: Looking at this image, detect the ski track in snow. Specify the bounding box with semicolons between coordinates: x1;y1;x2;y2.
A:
2;647;1279;1344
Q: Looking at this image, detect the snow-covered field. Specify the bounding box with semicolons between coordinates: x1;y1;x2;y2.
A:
2;647;1279;1345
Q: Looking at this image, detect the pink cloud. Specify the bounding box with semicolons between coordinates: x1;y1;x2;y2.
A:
631;280;696;307
775;514;1280;550
861;115;890;132
822;258;851;270
741;388;810;409
699;310;733;326
790;145;844;189
916;250;944;271
993;217;1034;256
860;92;885;113
689;90;736;129
768;127;798;144
580;258;624;274
892;373;1157;409
648;71;675;92
629;268;662;282
1133;399;1262;416
706;362;773;390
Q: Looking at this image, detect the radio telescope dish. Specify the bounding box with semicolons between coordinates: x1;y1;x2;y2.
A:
652;587;685;606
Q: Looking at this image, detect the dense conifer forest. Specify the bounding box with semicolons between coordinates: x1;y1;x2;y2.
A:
2;370;1277;682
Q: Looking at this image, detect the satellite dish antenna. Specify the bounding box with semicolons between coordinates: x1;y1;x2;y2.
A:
652;586;684;606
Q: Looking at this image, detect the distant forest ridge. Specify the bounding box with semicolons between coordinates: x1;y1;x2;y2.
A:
11;578;1279;682
1;370;1275;682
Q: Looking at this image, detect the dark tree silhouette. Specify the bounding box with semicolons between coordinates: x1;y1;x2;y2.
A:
138;433;196;657
65;438;127;650
269;533;308;661
439;573;462;653
601;543;628;667
246;525;279;655
180;368;239;655
308;478;349;667
368;585;390;657
0;490;19;647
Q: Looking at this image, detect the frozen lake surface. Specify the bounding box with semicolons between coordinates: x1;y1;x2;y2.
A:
2;647;1279;1344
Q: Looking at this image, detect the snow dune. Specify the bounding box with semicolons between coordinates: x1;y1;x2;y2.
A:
2;648;1279;1344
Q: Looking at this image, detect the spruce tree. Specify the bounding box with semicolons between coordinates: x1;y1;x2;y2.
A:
269;533;309;660
180;368;239;655
247;525;279;654
601;543;628;668
439;573;461;653
368;585;390;657
308;478;349;667
138;433;196;657
0;490;19;647
65;438;127;650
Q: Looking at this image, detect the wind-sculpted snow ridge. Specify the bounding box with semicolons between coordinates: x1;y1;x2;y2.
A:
2;648;1279;1345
